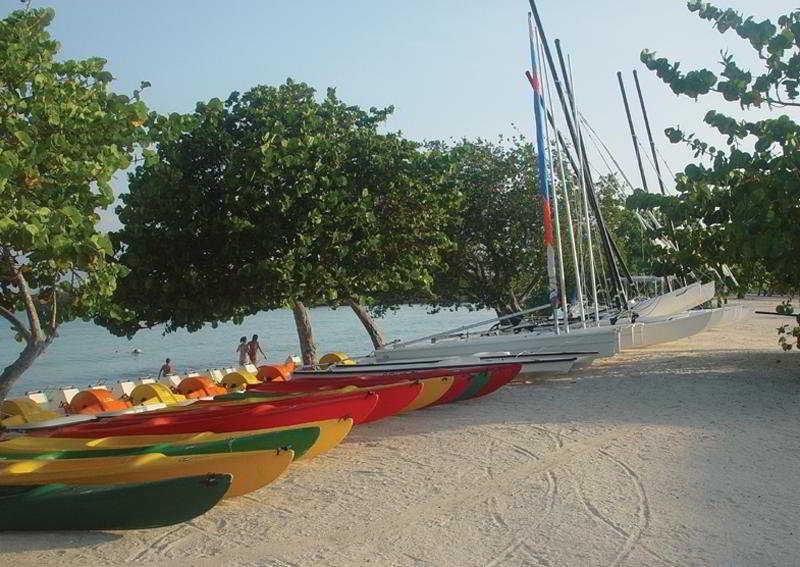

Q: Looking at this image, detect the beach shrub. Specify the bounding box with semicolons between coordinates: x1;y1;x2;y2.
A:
107;81;456;363
637;1;800;346
0;8;163;402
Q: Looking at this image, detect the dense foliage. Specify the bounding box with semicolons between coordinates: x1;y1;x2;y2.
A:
636;1;800;346
0;8;157;400
372;137;651;319
108;81;456;363
426;137;545;316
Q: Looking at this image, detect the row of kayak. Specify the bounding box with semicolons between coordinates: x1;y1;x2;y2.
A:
0;362;522;530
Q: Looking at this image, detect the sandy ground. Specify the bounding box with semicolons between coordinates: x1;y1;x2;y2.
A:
1;297;799;566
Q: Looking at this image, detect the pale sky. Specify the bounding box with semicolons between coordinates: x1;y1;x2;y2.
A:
4;0;798;228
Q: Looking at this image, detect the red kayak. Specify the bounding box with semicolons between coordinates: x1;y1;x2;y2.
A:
226;381;423;425
357;381;421;423
250;376;413;394
266;363;521;387
43;393;379;437
64;380;415;426
252;364;521;392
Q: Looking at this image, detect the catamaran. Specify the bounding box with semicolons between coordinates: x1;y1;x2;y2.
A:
373;2;749;368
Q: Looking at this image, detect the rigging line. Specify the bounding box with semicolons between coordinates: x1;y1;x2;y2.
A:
636;136;665;182
655;146;678;181
578;113;637;193
584;129;625;189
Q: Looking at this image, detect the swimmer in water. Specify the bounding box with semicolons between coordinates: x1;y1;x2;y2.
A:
131;348;143;355
158;358;175;378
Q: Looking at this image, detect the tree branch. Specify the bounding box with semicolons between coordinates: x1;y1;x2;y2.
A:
714;86;800;108
49;288;58;337
12;266;43;343
0;305;31;343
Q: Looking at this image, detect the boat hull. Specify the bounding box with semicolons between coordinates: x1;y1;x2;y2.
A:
0;449;294;499
374;326;620;362
619;308;724;349
631;282;705;319
0;474;230;531
0;427;320;461
0;419;353;462
41;395;378;438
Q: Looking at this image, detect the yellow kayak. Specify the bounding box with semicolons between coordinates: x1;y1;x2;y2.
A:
0;418;352;461
402;376;455;412
0;449;293;498
294;418;352;461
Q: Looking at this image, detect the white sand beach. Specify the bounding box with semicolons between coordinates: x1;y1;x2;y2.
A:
1;297;798;566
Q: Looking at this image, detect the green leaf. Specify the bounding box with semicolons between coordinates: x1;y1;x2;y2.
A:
14;130;33;147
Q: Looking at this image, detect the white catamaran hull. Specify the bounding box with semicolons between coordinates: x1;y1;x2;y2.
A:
630;282;707;319
296;354;577;377
374;325;621;362
699;282;716;304
619;305;741;349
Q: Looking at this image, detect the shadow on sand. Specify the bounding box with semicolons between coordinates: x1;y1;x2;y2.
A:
347;348;800;442
0;531;122;554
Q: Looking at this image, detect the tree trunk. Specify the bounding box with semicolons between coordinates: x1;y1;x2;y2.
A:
291;300;318;366
348;299;385;349
0;340;46;404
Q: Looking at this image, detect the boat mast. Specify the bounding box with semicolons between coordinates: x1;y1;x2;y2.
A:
616;71;649;192
632;70;667;195
632;70;677;290
558;40;637;303
549;96;586;328
528;0;628;311
538;27;570;332
525;13;561;333
568;55;600;324
543;110;588;309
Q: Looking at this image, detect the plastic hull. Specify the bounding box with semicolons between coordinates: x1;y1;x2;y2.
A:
0;419;352;462
374;326;620;361
0;474;230;531
0;427;320;461
0;449;294;499
42;395;378;438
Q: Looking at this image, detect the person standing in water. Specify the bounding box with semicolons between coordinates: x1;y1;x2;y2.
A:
158;358;176;378
247;334;267;365
236;336;248;366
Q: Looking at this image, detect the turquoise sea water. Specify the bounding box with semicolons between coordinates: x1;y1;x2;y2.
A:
0;306;494;397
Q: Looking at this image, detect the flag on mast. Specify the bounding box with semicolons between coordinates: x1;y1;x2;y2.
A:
526;13;560;311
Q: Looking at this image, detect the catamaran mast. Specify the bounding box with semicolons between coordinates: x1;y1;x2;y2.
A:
546;87;586;326
527;1;629;311
632;70;667;195
552;36;633;307
525;13;561;333
617;71;649;192
568;56;601;324
538;29;570;332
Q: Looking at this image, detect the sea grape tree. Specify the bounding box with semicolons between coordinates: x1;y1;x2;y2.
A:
636;1;800;346
0;8;160;401
109;81;456;363
423;137;547;317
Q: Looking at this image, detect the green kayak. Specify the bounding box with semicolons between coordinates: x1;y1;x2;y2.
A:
0;426;320;461
0;474;230;530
